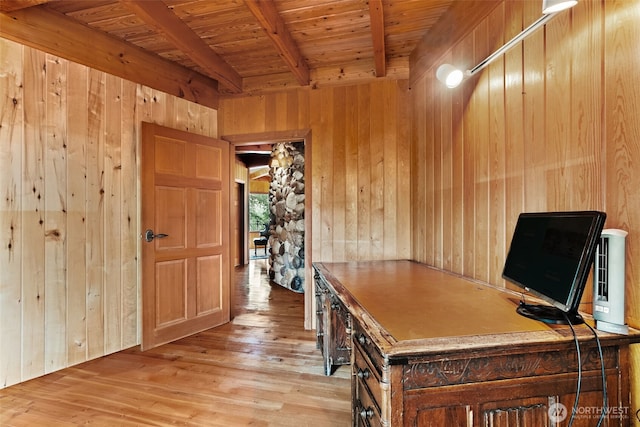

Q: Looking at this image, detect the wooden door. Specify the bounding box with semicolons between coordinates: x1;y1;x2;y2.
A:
141;122;230;350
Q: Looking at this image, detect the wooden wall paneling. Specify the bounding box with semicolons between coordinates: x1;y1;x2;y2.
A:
332;86;347;262
438;54;453;271
503;0;525;292
409;0;640;415
604;0;640;328
356;84;372;261
120;80;138;348
151;89;167;126
395;80;411;260
296;89;310;130
461;33;476;279
487;5;506;288
86;68;106;360
66;61;88;366
104;73;122;354
571;0;603;210
313;89;333;260
137;85;154;127
207;105;218;138
264;94;278;133
232;96;266;134
285;90;300;130
316;88;340;260
219;80;412;265
163;94;176;130
275;92;290;130
368;83;385;260
0;38;23;387
22;47;47;381
473;19;490;284
1;40;222;388
450;42;465;275
44;53;68;373
344;86;359;260
424;74;435;266
308;89;323;263
173;96;188;132
432;74;443;269
574;0;604;312
409;77;423;263
522;0;547;213
545;11;574;210
383;81;398;260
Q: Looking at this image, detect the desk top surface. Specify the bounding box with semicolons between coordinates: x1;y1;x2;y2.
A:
314;260;640;356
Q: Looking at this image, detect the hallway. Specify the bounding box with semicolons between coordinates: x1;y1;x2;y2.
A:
0;260;351;426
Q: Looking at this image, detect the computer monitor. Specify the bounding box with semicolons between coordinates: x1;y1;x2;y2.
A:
502;211;606;324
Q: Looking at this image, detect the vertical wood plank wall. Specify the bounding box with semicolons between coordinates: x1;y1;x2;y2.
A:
410;0;640;411
0;38;218;388
219;80;412;265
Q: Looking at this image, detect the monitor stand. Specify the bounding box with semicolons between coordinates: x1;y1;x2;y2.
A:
516;302;584;325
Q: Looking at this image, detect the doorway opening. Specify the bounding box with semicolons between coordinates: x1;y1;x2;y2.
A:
225;129;315;329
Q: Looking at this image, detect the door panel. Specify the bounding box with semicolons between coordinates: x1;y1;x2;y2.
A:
155;259;187;326
156;187;186;249
196;190;221;247
196;255;222;314
142;122;230;350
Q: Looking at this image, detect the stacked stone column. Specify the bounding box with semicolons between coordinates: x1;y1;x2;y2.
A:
268;142;305;292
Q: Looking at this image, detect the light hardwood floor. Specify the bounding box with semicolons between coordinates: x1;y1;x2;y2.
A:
0;260;351;426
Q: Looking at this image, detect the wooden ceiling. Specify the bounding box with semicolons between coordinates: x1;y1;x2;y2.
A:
0;0;500;107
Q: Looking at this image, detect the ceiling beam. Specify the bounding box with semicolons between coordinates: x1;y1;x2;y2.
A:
0;6;220;109
244;0;310;87
120;0;242;94
0;0;50;13
368;0;386;77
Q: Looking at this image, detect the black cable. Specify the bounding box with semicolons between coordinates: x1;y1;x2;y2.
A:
584;321;608;427
563;312;581;427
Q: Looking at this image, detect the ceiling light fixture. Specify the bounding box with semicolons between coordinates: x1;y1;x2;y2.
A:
436;0;578;88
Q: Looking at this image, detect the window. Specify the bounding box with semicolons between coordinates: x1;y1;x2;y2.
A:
249;193;270;232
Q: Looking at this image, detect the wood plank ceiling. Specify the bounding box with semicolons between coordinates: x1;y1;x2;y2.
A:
0;0;488;106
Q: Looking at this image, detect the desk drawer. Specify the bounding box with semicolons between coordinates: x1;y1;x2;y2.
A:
354;372;381;427
352;323;384;378
353;344;382;412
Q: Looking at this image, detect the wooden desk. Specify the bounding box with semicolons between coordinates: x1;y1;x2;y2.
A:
313;260;640;427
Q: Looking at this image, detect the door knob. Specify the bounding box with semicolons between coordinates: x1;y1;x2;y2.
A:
144;229;169;242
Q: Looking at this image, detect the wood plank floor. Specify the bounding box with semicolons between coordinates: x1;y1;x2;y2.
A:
0;260;352;426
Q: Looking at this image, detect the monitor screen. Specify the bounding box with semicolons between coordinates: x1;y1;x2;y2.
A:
502;211;606;324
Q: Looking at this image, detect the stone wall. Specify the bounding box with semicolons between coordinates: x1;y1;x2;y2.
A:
268;142;305;292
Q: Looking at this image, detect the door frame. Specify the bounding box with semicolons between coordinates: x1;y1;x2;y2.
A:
222;129;313;329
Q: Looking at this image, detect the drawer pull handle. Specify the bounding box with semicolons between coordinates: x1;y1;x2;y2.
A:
357;334;370;345
357;368;370;379
360;407;375;419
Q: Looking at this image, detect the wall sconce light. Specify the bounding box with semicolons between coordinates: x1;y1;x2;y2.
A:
436;64;465;88
542;0;578;14
436;0;578;88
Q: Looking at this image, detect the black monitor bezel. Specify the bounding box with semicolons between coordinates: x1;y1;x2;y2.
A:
502;210;606;316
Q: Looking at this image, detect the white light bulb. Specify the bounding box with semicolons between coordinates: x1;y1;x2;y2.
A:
445;69;464;88
436;64;464;89
542;0;578;14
